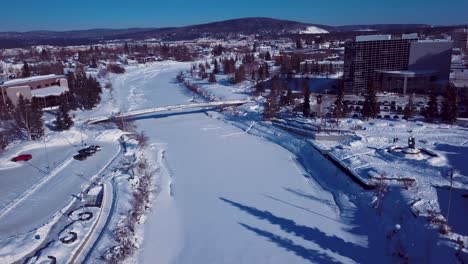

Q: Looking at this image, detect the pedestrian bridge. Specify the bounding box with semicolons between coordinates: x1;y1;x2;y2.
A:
86;100;251;124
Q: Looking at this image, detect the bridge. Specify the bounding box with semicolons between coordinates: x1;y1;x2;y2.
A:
86;100;251;125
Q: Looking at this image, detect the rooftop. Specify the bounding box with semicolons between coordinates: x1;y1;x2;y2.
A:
31;85;69;98
1;74;65;87
356;35;392;42
377;70;437;77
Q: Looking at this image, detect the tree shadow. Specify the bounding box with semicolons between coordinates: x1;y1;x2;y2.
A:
434;144;468;177
128;108;211;122
262;194;343;224
220;197;367;262
283;187;340;210
239;223;341;264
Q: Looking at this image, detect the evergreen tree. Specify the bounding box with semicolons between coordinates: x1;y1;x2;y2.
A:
29;99;44;140
234;65;245;84
255;81;265;95
425;90;439;122
124;42;130;54
403;93;415;119
213;59;220;74
263;94;280;120
441;86;458;124
302;79;311;117
22;61;31;78
10;95;44;140
223;58;236;74
4;97;15;117
0;130;9;151
55;96;74;130
270;76;281;96
296;39;303;49
257;65;265;80
0;98;14;121
208;72;217;83
66;72;79;110
362;83;379;119
334;84;345;118
286;88;293;106
90;58;98;68
83;75;102;110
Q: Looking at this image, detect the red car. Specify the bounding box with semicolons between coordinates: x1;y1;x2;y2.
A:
11;154;32;162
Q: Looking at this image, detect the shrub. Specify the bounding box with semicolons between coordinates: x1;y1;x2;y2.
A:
107;64;126;74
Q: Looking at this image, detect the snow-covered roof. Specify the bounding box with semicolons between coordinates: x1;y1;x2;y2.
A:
376;70;437;77
1;74;65;87
31;86;69;98
356;35;391;42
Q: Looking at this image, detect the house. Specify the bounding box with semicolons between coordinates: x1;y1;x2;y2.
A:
0;74;69;108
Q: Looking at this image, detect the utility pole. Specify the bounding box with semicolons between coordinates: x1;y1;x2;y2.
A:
446;168;454;224
80;129;84;147
43;137;50;171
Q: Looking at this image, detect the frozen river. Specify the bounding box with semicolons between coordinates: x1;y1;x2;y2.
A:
111;63;372;264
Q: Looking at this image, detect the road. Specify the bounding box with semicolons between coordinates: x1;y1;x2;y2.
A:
0;139;120;237
109;63;374;264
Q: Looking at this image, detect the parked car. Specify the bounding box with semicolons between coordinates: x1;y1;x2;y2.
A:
74;145;101;161
11;154;32;162
73;153;88;161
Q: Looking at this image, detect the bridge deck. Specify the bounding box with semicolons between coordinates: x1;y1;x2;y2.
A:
86;100;251;124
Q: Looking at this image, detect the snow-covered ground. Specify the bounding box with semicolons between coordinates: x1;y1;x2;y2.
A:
106;63;401;263
172;65;468;262
0;130;121;237
1;60;466;263
299;26;329;34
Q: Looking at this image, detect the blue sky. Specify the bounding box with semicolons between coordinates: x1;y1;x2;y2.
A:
3;0;468;31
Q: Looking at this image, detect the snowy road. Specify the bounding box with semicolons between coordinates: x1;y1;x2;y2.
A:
111;63;371;264
0;138;120;237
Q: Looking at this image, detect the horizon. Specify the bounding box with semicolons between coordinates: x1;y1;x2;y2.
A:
1;0;468;32
2;16;468;33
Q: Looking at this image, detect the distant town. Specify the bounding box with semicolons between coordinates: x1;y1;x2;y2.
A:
0;17;467;264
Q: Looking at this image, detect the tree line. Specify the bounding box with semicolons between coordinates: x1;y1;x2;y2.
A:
0;71;102;150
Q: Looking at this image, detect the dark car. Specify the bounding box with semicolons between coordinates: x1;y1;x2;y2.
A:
78;145;101;155
11;154;32;162
75;145;101;161
73;153;88;161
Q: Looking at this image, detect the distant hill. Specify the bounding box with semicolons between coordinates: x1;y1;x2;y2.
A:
0;18;331;47
0;17;462;48
333;24;432;32
111;17;332;40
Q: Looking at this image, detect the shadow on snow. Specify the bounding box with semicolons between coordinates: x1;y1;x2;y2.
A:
220;197;367;263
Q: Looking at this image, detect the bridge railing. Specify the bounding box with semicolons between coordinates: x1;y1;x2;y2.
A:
85;100;251;125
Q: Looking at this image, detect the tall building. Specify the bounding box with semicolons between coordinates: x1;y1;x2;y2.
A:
452;28;468;50
344;34;452;95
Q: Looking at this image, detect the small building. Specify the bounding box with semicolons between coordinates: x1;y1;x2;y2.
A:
452;28;468;51
0;74;69;108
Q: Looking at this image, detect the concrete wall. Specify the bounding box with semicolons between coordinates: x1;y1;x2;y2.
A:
5;86;32;105
409;41;453;83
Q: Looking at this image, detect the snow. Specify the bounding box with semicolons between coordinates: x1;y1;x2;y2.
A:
30;85;69;98
299;26;329;34
1;74;64;86
170;62;468;262
2;59;467;262
0;129;122;237
107;63;376;263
